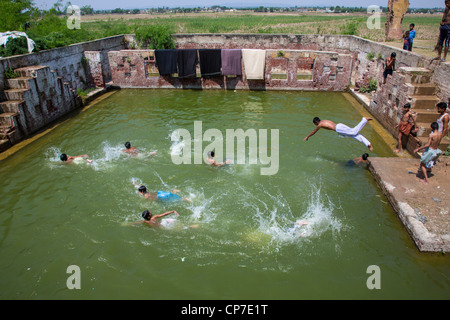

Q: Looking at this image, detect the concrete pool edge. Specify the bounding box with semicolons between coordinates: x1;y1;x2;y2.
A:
369;157;450;253
349;89;449;253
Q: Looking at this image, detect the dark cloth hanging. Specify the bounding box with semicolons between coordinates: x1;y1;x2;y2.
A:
221;49;242;76
177;49;198;78
198;49;222;78
154;49;178;76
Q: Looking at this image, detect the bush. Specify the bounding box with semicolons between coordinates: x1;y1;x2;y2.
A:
5;67;20;79
359;78;377;93
366;52;375;61
135;25;175;50
341;20;359;35
0;36;30;57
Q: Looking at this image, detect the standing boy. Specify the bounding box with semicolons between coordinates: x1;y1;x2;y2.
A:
383;52;396;84
408;24;416;51
413;122;442;184
436;102;449;138
434;0;450;62
394;103;417;153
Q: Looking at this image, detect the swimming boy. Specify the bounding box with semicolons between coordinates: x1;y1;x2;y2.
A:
413;122;443;184
383;52;396;84
123;141;157;157
304;117;373;151
60;153;92;164
135;183;191;202
206;151;231;167
132;209;179;227
347;153;370;166
123;141;138;154
394;103;417;153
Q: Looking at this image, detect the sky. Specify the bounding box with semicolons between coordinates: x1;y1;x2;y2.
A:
34;0;446;10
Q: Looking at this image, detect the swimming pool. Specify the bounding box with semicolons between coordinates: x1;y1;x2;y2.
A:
0;89;448;299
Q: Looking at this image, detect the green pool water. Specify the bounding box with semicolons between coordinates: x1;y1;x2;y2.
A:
0;89;448;300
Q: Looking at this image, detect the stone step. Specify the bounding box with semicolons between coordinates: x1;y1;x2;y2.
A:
4;88;29;101
414;110;442;123
0;112;18;126
0;139;12;153
14;65;49;78
0;125;15;140
0;100;25;113
410;95;440;110
6;76;34;90
405;83;436;96
399;67;433;84
415;122;434;136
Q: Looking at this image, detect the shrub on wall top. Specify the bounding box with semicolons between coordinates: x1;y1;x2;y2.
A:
135;25;176;50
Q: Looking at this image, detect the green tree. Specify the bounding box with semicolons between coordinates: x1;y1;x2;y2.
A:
0;0;37;31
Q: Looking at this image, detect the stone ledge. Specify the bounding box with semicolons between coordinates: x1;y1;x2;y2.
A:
369;157;449;253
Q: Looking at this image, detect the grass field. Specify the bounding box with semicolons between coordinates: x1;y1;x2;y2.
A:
81;11;442;44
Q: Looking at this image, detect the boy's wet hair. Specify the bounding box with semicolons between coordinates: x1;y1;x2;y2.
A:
60;153;68;161
125;141;131;149
391;52;396;57
431;122;439;131
138;185;147;193
404;103;411;109
142;210;152;221
362;153;369;160
437;102;447;110
313;117;321;124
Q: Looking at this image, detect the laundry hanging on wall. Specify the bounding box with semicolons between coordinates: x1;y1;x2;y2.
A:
242;49;266;80
154;49;178;75
221;49;242;76
177;49;198;78
198;49;222;78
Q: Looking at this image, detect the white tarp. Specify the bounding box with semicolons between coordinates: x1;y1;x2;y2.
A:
0;31;36;54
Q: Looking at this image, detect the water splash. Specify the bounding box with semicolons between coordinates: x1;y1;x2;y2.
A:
242;183;342;246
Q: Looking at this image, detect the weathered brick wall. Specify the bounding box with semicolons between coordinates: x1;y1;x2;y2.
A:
0;35;125;93
108;48;353;91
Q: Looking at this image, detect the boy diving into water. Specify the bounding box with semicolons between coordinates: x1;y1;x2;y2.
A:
304;117;373;151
